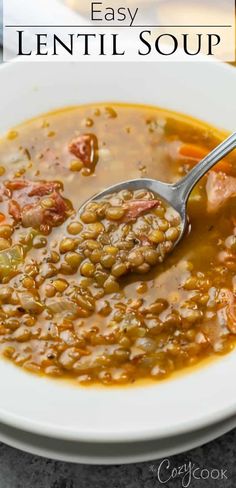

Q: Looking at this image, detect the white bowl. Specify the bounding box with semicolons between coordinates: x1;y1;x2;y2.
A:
0;60;236;443
1;415;236;465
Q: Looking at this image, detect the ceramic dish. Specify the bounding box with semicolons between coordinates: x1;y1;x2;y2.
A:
0;415;236;465
0;60;236;444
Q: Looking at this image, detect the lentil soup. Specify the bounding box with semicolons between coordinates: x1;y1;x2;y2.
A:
0;103;236;386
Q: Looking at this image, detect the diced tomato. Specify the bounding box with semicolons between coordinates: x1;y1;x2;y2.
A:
68;134;98;171
123;200;160;221
206;171;236;213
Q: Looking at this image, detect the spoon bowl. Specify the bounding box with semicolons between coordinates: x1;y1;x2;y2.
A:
79;131;236;254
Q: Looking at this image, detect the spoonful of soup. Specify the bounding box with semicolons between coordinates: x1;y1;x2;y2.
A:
75;131;236;284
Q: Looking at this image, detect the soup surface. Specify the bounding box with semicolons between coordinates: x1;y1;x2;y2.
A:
0;103;236;385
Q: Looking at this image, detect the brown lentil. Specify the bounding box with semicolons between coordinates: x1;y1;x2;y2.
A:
59;238;77;254
67;222;83;235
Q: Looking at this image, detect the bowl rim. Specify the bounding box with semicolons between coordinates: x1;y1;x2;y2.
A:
0;59;236;444
0;368;236;443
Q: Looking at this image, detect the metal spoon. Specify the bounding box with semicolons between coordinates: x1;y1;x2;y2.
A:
80;131;236;249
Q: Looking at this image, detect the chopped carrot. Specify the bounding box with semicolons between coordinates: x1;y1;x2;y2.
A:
179;143;208;161
179;143;232;174
0;213;6;224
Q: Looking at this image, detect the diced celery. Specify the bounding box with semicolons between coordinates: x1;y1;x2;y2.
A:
0;245;24;280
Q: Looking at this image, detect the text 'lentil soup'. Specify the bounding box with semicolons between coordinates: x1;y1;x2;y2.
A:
0;103;236;386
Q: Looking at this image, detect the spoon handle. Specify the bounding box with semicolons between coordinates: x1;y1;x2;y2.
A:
175;131;236;202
